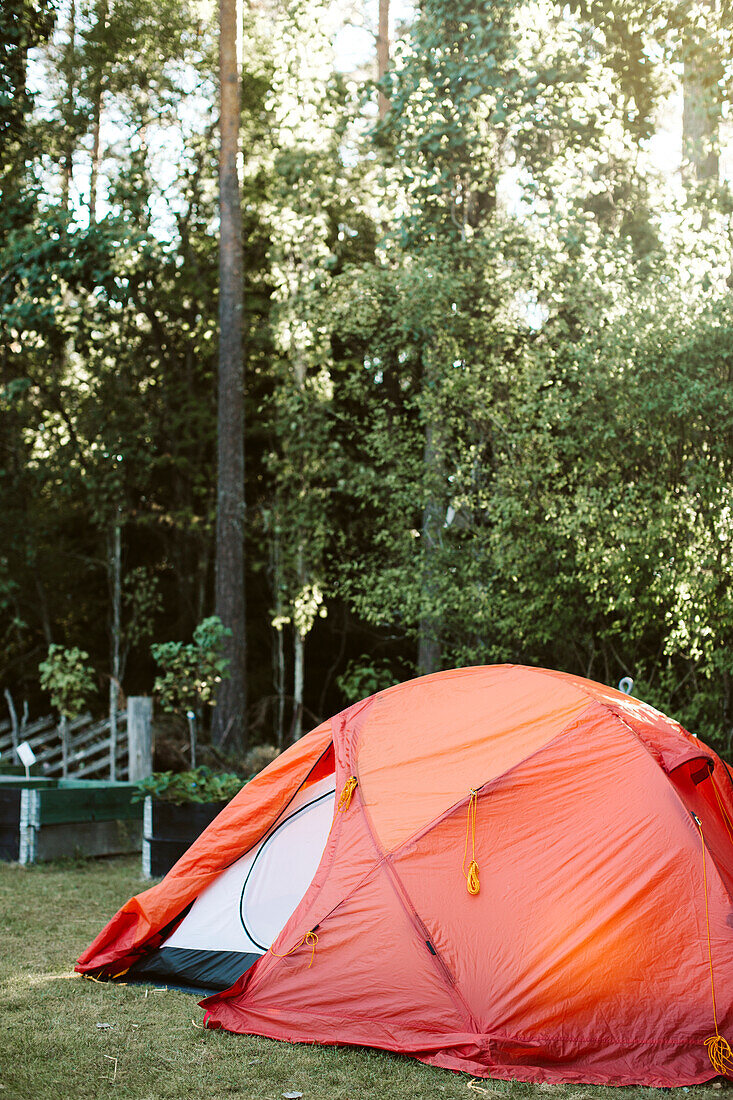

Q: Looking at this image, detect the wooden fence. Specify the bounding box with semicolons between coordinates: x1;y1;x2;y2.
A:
0;710;128;780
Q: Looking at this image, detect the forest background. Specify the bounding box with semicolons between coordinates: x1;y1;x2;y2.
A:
2;0;733;762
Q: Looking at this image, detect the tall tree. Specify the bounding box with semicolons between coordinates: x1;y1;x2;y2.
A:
377;0;390;118
260;0;351;740
0;0;54;214
87;0;109;223
59;0;76;210
213;0;247;749
385;0;520;674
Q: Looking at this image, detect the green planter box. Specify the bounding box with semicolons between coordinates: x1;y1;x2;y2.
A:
0;778;143;864
0;764;39;777
143;796;227;879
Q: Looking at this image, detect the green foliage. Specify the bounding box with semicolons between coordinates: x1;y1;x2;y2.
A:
2;0;733;761
133;765;246;804
0;0;223;709
151;617;231;714
336;656;400;703
38;645;95;719
122;566;162;653
0;0;55;164
0;0;56;333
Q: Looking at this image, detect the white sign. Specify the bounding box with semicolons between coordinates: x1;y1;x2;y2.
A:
16;741;36;768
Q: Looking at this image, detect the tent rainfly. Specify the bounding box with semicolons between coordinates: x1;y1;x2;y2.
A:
78;664;733;1087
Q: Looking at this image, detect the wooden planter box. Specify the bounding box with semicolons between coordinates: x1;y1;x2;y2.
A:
143;797;227;879
0;778;142;864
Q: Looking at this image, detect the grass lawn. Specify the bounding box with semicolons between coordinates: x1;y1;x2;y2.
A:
0;857;728;1100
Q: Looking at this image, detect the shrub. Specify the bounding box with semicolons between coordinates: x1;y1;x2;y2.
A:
133;765;246;805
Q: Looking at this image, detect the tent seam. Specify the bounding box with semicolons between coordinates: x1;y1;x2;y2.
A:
363;696;727;1052
386;699;599;858
344;717;480;1036
517;669;733;906
580;701;733;963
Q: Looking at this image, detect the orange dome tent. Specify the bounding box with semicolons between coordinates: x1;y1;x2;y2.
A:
77;665;733;1087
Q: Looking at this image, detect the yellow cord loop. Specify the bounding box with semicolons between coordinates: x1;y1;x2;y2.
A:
695;814;733;1075
462;789;480;896
705;1034;733;1076
269;930;319;969
337;776;358;813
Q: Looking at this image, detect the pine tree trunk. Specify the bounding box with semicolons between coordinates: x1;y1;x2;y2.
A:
377;0;390;119
212;0;247;752
108;518;121;780
88;0;108;224
61;0;76;210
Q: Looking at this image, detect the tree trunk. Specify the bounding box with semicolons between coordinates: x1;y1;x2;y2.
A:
275;624;286;749
289;542;307;742
682;6;720;183
4;689;19;752
88;0;108;224
108;518;121;780
212;0;247;752
35;577;53;646
317;603;348;716
270;513;287;749
291;627;304;743
89;103;101;223
187;711;197;769
61;0;76;210
377;0;390;119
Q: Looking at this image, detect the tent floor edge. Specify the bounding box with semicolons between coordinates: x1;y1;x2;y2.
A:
128;946;261;992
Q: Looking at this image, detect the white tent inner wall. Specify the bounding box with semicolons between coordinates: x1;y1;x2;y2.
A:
163;774;336;958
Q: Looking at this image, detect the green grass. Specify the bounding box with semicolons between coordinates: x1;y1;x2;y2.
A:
0;856;727;1099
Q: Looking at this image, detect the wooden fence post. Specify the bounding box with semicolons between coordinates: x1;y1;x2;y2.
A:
127;697;153;782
